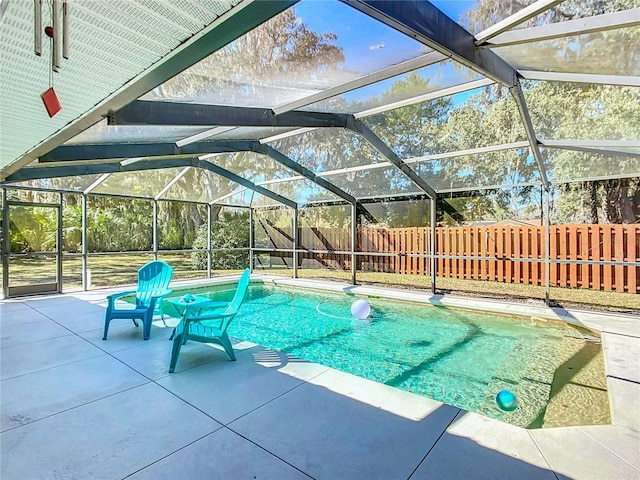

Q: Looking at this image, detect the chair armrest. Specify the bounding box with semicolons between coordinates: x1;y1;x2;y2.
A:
148;290;172;310
199;301;228;308
149;289;172;300
106;290;137;308
185;309;236;323
107;290;137;301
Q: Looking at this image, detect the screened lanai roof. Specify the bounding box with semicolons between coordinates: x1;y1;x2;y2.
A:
1;0;639;209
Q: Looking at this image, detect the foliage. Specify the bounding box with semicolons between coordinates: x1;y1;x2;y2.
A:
8;205;57;252
149;7;344;105
191;210;250;270
4;0;639;266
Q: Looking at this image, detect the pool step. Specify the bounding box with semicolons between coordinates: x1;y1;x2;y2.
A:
541;335;610;428
482;336;557;428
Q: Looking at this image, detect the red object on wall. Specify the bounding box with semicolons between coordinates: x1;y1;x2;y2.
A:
41;87;61;117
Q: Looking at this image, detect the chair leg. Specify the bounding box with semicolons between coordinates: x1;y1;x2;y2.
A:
158;307;168;327
169;333;184;373
132;319;139;327
102;316;111;340
142;313;153;341
219;332;236;361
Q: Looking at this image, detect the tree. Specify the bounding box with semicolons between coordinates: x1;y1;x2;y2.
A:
191;209;249;270
462;0;640;224
148;7;345;106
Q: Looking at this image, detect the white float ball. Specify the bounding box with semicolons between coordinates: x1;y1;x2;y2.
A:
351;299;371;319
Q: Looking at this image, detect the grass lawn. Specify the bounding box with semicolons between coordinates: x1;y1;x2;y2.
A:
3;254;638;313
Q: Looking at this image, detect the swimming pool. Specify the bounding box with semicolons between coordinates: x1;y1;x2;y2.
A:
170;282;609;428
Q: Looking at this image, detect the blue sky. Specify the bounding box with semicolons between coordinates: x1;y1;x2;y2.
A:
295;1;427;74
293;0;484;105
297;0;477;56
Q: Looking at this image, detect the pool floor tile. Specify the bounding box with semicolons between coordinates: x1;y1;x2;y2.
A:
129;427;309;480
0;383;221;480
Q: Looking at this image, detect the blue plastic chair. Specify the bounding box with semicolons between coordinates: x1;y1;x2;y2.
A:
169;269;250;373
103;260;173;341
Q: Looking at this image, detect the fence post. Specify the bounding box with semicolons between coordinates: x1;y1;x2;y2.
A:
615;225;625;292
629;226;638;293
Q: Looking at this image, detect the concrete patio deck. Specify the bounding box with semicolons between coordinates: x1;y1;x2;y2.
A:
1;276;639;479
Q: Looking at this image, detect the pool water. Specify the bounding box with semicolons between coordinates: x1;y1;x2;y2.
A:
172;283;610;428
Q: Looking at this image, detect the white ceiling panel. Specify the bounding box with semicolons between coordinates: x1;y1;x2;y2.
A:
0;0;244;174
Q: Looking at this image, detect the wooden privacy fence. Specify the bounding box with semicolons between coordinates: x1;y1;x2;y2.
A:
258;223;640;293
434;224;639;293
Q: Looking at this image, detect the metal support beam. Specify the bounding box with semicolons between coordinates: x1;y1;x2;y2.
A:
543;188;550;306
8;156;296;209
481;9;640;48
83;173;110;194
57;192;63;293
253;143;357;205
40;141;246;163
153;200;158;260
82;193;88;290
437;197;466;224
248;207;254;272
176;127;237;147
510;77;549;190
293;207;299;279
273;51;447;115
430;196;436;294
519;70;640;88
207;204;212;278
2;188;8;298
4;0;298;177
155;167;191;200
542;143;640;159
355;78;494;119
197;159;297;209
109;101;352;127
541;140;640;149
349;119;438;199
342;0;516;86
475;0;564;43
351;203;357;285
